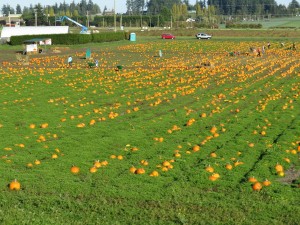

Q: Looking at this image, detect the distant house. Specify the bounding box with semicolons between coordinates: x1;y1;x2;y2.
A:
3;14;23;26
103;10;115;16
186;18;195;22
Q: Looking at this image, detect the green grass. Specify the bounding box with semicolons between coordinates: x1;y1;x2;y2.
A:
0;37;300;224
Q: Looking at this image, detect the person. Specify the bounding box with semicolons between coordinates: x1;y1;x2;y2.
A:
257;48;261;57
292;42;296;50
262;46;265;54
267;42;271;49
95;59;99;67
68;56;73;67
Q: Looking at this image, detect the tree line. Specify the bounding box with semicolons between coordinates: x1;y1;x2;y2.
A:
1;0;300;27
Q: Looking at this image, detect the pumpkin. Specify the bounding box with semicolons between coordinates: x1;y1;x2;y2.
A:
174;152;181;158
262;179;271;186
275;163;283;172
71;165;80;174
209;173;220;181
277;171;285;177
129;166;137;174
248;176;257;183
225;164;233;170
51;154;58;159
131;147;139;152
210;152;217;158
140;160;148;166
210;126;217;134
135;168;145;174
248;143;255;148
9;179;21;191
150;170;159;177
162;160;171;167
40;123;49;128
205;165;214;173
27;163;33;168
94;160;102;168
192;145;200;152
89;167;97;173
252;182;262;191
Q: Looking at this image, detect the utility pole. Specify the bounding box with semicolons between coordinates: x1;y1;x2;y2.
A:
114;0;117;32
87;11;89;27
8;11;11;27
34;9;37;26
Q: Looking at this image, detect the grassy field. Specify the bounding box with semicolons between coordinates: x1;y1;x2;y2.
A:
0;37;300;224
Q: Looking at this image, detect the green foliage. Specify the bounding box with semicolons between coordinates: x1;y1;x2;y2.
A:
226;22;263;29
1;37;300;224
9;32;125;45
92;32;125;42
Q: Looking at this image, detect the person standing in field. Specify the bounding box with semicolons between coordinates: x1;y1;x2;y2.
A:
267;42;271;49
68;56;73;67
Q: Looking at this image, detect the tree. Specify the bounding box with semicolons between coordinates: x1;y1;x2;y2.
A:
160;7;171;22
126;0;145;14
49;7;55;16
288;0;300;15
147;0;181;14
16;4;22;14
172;4;180;20
2;4;14;15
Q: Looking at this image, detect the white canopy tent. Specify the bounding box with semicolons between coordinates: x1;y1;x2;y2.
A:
0;26;69;42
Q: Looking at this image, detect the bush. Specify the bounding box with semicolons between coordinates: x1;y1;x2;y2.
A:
9;32;125;46
225;22;262;29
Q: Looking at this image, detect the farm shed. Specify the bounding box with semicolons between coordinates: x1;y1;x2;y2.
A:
23;38;52;54
0;26;69;42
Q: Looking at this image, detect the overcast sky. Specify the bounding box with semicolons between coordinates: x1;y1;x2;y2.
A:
2;0;292;14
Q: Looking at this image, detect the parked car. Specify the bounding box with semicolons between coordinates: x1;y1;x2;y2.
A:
162;34;175;39
195;33;212;39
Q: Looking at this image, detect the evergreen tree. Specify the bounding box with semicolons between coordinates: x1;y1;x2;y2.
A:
16;4;22;14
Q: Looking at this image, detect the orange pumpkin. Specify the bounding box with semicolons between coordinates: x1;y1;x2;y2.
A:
51;154;58;159
94;160;102;168
275;163;283;172
70;165;80;174
225;164;233;170
149;170;159;177
252;182;262;191
89;167;97;173
192;145;200;152
262;179;271;186
9;179;21;191
135;168;145;174
248;176;257;183
129;166;137;174
205;165;214;173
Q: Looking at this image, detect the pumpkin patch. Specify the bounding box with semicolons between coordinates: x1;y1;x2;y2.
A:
0;38;299;223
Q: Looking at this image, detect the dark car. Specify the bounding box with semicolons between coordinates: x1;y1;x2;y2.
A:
162;34;175;39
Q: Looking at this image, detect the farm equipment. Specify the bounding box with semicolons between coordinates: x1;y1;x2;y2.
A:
56;16;88;34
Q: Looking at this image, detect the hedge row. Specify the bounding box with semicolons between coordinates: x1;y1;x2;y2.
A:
9;32;125;45
225;23;262;29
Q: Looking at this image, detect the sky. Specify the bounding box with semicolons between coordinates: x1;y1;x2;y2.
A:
2;0;292;14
